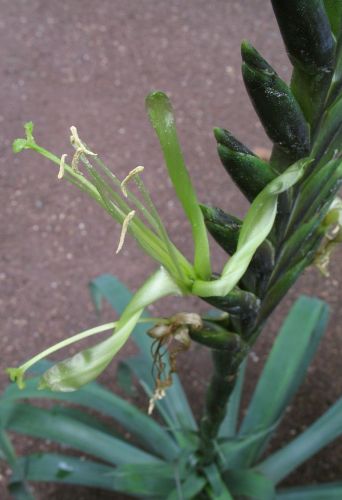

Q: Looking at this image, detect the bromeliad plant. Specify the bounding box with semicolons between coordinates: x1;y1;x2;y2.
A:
2;0;342;498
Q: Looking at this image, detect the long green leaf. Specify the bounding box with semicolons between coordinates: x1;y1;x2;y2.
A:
324;0;342;36
166;474;207;500
204;464;234;500
257;396;342;484
192;159;308;297
218;421;278;470
276;482;342;499
0;430;34;500
146;91;211;280
2;369;179;461
218;359;247;439
223;469;275;500
11;453;179;497
10;453;116;491
1;403;161;466
89;274;198;435
238;296;329;465
121;355;198;451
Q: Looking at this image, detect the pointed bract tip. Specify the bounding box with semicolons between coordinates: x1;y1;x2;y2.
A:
213;127;225;143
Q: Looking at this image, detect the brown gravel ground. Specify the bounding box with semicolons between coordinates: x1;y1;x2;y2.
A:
0;0;341;498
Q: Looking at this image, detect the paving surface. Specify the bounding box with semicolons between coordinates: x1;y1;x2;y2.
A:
0;0;341;498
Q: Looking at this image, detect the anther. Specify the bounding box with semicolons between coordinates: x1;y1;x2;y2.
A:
70;126;97;156
116;210;135;254
58;154;67;180
121;166;145;197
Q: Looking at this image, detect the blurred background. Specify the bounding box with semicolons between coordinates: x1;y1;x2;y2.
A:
0;0;341;498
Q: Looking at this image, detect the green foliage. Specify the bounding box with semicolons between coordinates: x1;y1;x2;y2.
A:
1;291;341;499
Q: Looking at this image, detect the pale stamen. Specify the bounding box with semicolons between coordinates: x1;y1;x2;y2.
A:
121;166;145;197
58;154;67;180
116;210;135;254
70;126;97;156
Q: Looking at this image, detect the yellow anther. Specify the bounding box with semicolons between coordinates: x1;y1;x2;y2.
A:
121;166;145;197
116;210;135;254
58;154;67;180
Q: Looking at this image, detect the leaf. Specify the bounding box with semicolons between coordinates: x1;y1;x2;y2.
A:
38;267;181;391
166;474;207;500
112;462;178;496
324;0;342;36
192;158;308;297
2;371;179;461
276;482;342;499
146;91;211;280
121;355;198;450
218;359;247;439
218;421;279;470
311;98;342;165
1;402;161;466
0;430;34;500
116;360;136;396
223;469;275;500
257;396;342;484
10;453;117;491
89;274;198;436
11;454;179;496
238;296;329;465
204;464;234;500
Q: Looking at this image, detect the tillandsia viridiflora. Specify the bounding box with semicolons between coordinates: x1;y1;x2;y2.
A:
8;97;305;393
8;0;342;464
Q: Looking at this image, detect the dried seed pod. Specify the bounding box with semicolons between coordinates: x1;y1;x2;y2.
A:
241;41;310;164
170;312;202;331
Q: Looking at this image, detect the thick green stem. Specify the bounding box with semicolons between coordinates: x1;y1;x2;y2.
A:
197;339;249;465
